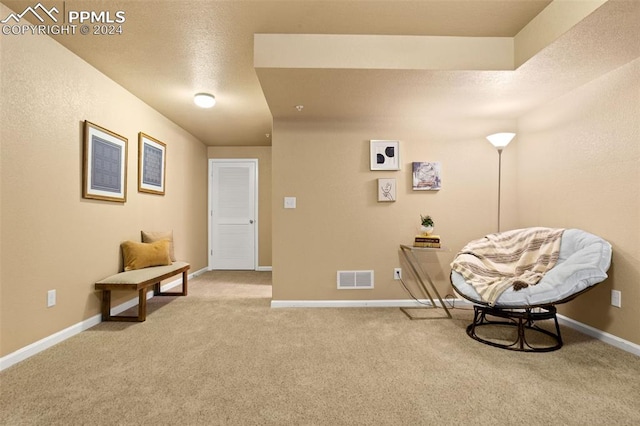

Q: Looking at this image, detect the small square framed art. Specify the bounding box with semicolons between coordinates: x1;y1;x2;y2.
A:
378;178;397;202
412;162;442;191
370;140;400;171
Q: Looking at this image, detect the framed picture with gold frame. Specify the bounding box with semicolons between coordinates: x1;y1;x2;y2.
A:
138;132;166;195
82;120;128;203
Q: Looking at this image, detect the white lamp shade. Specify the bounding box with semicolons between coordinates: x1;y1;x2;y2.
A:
194;93;216;108
486;132;516;149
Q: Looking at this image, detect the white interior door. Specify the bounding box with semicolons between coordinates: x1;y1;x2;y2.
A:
209;160;257;270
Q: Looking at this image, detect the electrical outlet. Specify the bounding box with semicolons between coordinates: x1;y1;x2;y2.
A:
47;289;56;307
611;290;622;308
394;268;402;280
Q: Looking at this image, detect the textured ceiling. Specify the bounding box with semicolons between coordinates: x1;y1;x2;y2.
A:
4;1;638;146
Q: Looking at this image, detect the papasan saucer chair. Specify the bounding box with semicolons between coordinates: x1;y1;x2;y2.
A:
450;228;612;352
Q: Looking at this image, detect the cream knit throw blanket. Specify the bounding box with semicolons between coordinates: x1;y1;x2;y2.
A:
451;227;565;306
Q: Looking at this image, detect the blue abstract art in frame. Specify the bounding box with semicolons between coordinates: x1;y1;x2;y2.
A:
83;121;128;202
138;132;166;195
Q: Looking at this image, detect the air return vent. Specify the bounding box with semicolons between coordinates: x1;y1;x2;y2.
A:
337;270;374;289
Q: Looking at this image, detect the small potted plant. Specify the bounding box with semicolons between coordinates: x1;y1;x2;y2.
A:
420;215;434;235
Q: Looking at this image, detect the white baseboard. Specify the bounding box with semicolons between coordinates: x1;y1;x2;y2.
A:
189;266;209;279
271;299;440;308
0;267;207;372
270;298;472;309
206;266;272;272
0;313;103;372
557;314;640;356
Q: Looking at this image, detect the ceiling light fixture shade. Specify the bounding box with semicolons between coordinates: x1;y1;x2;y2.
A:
194;93;216;108
486;132;516;151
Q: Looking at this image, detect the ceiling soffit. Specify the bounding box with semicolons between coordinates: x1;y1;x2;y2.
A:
255;0;638;126
254;34;514;71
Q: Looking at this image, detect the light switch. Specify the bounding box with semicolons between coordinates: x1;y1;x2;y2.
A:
47;289;56;307
284;197;297;209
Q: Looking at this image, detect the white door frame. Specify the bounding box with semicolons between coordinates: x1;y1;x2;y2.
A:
208;159;259;270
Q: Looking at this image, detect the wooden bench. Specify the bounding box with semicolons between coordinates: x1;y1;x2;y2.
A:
95;261;190;322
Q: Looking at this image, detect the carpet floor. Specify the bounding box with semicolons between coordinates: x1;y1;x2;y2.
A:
1;270;639;425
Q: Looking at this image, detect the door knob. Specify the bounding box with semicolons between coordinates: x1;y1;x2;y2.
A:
250;220;254;224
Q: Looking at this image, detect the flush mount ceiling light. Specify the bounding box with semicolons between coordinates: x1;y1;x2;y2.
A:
295;105;304;112
194;93;216;108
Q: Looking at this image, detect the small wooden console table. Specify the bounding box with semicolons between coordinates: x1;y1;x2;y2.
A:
399;245;452;320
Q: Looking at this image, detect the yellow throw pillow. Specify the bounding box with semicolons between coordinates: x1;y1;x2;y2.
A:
121;240;172;271
141;230;176;261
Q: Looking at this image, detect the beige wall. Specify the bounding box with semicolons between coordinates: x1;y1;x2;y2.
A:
207;146;272;267
0;16;208;356
271;119;508;301
515;58;640;344
270;62;639;346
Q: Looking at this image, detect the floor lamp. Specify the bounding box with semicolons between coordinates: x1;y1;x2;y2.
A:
486;132;516;232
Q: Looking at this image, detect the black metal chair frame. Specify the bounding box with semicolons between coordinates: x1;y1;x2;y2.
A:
453;272;599;353
467;305;562;352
